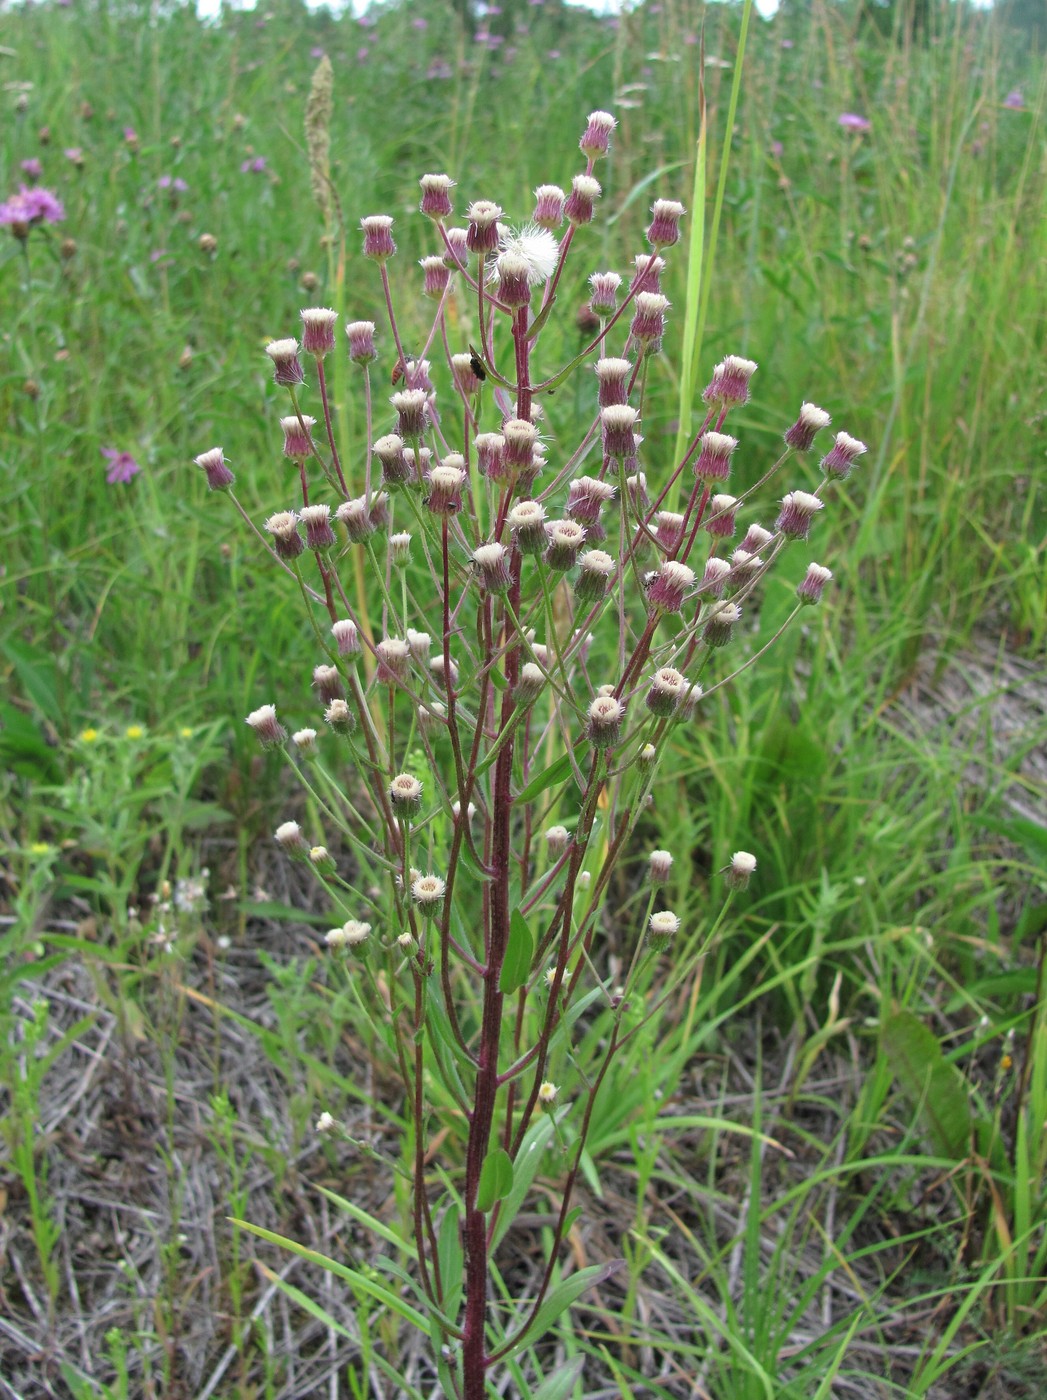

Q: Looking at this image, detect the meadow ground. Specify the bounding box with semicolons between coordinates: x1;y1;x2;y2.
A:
1;0;1045;1396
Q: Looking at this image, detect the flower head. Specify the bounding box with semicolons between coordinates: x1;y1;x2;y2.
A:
838;113;871;133
101;448;142;484
1;184;65;236
497;223;558;287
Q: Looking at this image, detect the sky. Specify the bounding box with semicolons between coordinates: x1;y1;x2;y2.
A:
194;0;791;24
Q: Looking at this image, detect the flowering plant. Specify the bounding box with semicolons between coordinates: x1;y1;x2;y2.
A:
197;107;865;1396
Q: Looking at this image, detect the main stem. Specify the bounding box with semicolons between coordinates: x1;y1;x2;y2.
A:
461;306;532;1400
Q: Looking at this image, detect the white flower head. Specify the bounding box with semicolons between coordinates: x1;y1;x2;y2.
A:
495;223;559;287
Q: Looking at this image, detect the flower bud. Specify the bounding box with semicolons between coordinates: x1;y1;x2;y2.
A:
466;199;503;254
266;338;304;386
647;560;695;613
785;402;831;453
443;225;469;270
697;556;731;597
411;872;446;916
475;431;505;480
564;173;601;226
693;431;737;483
427;463;466;514
246;704;286;749
451;352;482;397
639;742;657;766
495;249;532;309
648;850;673;885
334;497;373;543
420;254;450;299
545;825;570;858
345;319;377;365
566;476;616;539
497;504;541;561
586;694;625;750
502;417;537;473
647;198;686;249
361;214;396;261
309;845;336;876
797;562;833;605
739;523;774;554
265;511;304;560
514;662;546;706
646;666;688;718
430;654;459;691
601;404;639;461
280;414;316;461
301;307;338;357
274;820;308;858
545;519;586;572
630;291;669;346
595;357;631;407
389;531;412;568
324;698;356;735
312;664;343;706
820;431;867;480
580;109;616;159
419;172;455;220
776;490;824;541
473;541;511;594
703;601;741;648
376;637;411;685
403;446;431;480
632;253;665;293
390;772;423;818
300;503;335;552
533;183;566;229
326;919;371;953
589;271;621;317
391;389;428;441
647;909;680;950
574;549;615;604
626;471;649;511
702;355;757;408
725;850;756;892
293;727;319;755
194;446;234;491
729;550;763;592
655;510;685;554
705;494;738;539
331;618;360;659
538;1080;560;1110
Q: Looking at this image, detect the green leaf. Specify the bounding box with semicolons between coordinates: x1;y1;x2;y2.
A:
492;1117;555;1250
881;1010;973;1161
2;639;63;724
516;751;573;805
500;910;534;994
0;702;62;782
506;1260;625;1357
531;1357;586;1400
477;1148;514;1213
437;1202;463;1320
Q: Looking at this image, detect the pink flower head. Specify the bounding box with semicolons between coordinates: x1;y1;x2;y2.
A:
101;448;142;484
20;158;43;182
838;113;871;134
0;185;65;232
1003;90;1024;111
241;157;267;174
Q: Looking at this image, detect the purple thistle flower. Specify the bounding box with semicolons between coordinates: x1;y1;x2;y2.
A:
1003;90;1024;111
240;157;267;174
20;158;43;182
64;147;84;166
101;448;142;484
838;113;871;134
0;185;65;234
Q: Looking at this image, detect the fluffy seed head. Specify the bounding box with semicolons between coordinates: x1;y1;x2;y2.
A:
499;223;558;286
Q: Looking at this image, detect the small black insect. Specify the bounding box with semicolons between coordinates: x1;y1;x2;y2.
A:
469;352;487;382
